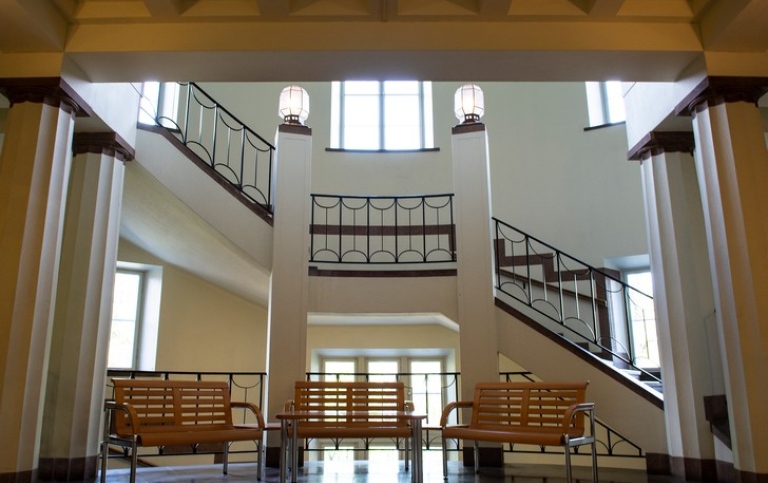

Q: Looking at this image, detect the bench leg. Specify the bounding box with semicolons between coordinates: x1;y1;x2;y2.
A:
564;440;573;483
130;439;138;483
440;438;448;480
223;442;229;475
257;438;263;481
590;439;598;483
473;441;479;474
405;437;410;471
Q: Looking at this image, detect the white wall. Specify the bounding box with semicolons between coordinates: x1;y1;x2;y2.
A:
200;81;648;268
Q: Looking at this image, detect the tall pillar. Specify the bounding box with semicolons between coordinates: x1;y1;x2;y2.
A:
38;133;132;481
0;79;80;482
264;123;312;464
630;132;722;480
451;122;498;396
677;77;768;481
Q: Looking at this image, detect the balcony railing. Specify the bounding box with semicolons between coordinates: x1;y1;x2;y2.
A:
310;194;456;264
155;82;275;213
493;218;660;383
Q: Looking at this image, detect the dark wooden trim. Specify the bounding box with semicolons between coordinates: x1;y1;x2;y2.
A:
38;455;98;481
0;470;35;483
0;77;93;118
310;224;454;237
325;147;440;153
309;267;457;278
139;123;273;225
452;122;485;134
675;76;768;117
627;131;695;161
73;131;135;162
278;123;312;135
495;297;664;410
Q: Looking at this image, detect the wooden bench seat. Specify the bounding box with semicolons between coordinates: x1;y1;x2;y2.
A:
440;381;597;483
279;381;423;482
101;378;265;483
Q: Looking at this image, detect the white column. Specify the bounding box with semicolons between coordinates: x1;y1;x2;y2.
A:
265;123;312;457
635;133;722;479
451;122;498;398
685;78;768;478
38;133;130;480
0;81;77;480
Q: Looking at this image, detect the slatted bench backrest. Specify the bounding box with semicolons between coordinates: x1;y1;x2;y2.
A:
472;381;587;437
293;381;407;429
112;379;235;437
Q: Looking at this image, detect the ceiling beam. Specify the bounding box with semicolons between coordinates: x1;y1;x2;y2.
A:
700;0;768;51
142;0;197;18
478;0;513;17
580;0;626;16
0;0;68;52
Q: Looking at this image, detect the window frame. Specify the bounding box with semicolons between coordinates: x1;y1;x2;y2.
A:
584;80;626;129
330;80;435;151
107;268;145;370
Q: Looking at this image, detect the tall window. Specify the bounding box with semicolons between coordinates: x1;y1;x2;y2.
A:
331;81;434;150
585;81;626;127
626;270;659;368
107;269;144;369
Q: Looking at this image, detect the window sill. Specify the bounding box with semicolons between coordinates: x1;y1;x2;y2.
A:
325;147;441;153
583;121;626;132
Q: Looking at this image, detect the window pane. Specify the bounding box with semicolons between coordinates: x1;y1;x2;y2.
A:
384;80;419;95
626;271;658;368
344;81;380;95
344;126;380;150
108;271;142;368
368;360;398;382
410;360;442;425
324;360;356;382
605;81;626;123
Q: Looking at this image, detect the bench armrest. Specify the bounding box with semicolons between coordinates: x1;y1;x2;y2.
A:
562;402;596;432
440;400;473;427
231;401;266;427
104;400;141;437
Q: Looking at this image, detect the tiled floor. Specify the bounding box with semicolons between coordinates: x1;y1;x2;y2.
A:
88;459;688;483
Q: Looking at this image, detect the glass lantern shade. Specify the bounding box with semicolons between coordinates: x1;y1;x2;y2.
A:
454;84;484;124
278;85;310;125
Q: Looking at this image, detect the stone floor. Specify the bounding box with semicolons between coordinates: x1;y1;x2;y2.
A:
85;458;688;483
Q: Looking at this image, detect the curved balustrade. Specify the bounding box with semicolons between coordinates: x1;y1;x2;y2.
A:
493;218;660;384
155;82;275;211
310;194;456;264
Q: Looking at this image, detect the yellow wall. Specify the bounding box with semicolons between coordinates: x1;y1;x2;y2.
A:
117;239;268;372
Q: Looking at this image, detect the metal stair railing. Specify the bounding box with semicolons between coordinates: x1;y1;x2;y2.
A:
153;82;276;213
493;217;661;385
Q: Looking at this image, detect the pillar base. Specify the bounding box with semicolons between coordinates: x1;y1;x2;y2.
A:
37;456;98;481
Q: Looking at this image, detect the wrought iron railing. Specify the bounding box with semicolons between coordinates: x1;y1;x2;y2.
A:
310;194;456;264
493;218;661;384
154;82;275;212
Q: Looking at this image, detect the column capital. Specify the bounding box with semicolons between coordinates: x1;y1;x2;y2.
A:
72;132;135;162
278;123;312;135
627;131;695;161
452;122;486;135
0;77;91;118
675;76;768;117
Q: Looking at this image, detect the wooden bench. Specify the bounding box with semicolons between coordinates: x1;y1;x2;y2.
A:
101;378;266;483
439;381;597;483
279;381;422;482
